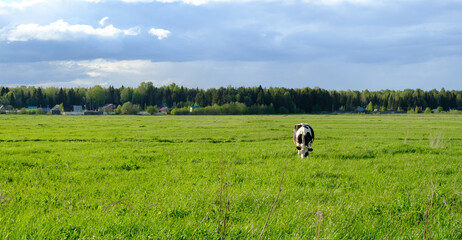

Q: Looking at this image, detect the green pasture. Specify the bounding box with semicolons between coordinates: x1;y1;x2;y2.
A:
0;114;461;239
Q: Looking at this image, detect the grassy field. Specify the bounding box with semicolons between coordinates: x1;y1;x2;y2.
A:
1;114;461;239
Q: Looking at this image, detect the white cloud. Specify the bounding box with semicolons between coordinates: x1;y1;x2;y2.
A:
148;27;171;40
69;59;176;87
0;0;389;8
301;0;376;5
30;79;95;88
0;0;50;10
36;79;109;88
0;19;140;41
86;71;103;77
121;0;155;2
72;57;462;90
2;57;462;90
116;0;378;5
99;16;109;26
76;58;158;75
121;0;266;5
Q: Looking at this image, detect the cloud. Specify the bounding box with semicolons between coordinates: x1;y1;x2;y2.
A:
2;58;462;90
119;0;277;5
0;0;49;10
76;58;155;75
301;0;376;5
34;79;96;88
99;16;109;26
148;27;171;40
113;0;379;6
0;19;140;41
65;59;176;87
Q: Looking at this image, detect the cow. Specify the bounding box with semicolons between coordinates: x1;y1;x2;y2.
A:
293;123;314;158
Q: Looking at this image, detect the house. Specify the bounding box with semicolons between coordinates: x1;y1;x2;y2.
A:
158;107;169;115
61;104;73;112
190;106;200;112
51;105;61;115
73;105;83;112
100;104;116;112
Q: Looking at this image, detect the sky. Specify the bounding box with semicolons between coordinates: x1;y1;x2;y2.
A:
0;0;461;90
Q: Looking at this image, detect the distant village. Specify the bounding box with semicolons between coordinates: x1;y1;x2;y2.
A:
0;102;456;115
1;85;461;115
0;103;172;115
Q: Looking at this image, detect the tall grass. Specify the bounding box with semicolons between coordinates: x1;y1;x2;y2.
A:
0;114;461;239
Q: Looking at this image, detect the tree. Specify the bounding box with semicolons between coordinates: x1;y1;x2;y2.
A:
86;85;105;109
195;90;206;107
32;88;45;107
0;96;8;105
58;88;66;104
120;87;133;104
67;88;76;105
106;86;116;105
1;83;462;114
367;101;374;112
1;87;10;96
6;92;16;107
313;104;322;113
456;94;462;110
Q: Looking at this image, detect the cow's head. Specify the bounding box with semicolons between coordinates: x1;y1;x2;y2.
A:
296;145;313;158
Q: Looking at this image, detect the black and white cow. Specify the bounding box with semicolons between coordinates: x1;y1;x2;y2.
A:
293;123;314;158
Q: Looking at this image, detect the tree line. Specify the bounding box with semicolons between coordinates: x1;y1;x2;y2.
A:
1;83;462;114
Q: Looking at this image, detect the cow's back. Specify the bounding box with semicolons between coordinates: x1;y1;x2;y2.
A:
293;123;314;147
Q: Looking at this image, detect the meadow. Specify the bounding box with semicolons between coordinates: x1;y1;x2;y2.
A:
0;114;461;239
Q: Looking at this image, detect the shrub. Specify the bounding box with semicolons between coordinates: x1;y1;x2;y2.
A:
35;109;46;115
172;103;276;115
19;108;28;114
146;105;158;115
171;107;190;115
222;102;247;115
424;107;432;114
116;102;141;115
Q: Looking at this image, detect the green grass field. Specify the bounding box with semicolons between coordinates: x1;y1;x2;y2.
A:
1;114;461;239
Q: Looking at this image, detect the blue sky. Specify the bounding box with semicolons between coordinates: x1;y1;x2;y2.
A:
0;0;461;90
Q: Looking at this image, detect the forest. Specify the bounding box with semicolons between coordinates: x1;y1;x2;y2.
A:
1;83;462;114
